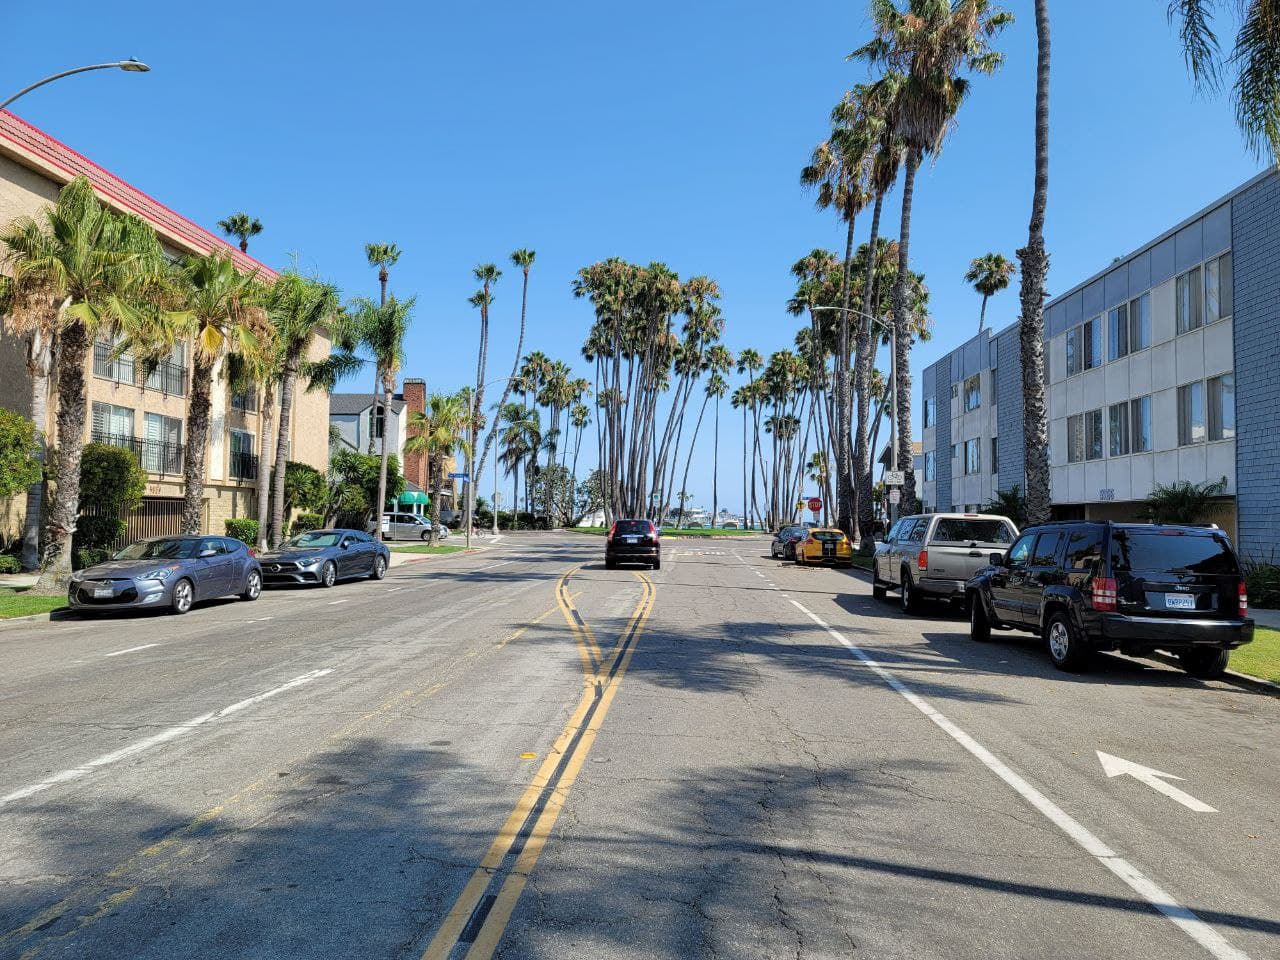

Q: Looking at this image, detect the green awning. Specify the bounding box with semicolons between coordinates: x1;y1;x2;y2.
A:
395;491;429;506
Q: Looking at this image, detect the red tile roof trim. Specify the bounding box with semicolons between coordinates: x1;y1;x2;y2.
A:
0;110;277;280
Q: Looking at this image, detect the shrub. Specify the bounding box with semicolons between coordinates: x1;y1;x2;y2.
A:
225;518;259;544
0;407;42;498
76;514;126;550
290;512;324;536
1142;476;1228;524
74;548;111;571
0;555;21;575
1244;557;1280;610
80;443;145;512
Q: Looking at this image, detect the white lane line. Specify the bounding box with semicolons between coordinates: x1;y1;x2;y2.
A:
787;598;1250;960
244;617;274;624
327;599;351;605
0;669;333;809
475;561;514;572
103;644;159;658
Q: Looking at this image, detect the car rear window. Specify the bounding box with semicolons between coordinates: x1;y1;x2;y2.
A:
811;531;845;542
930;518;1015;545
1110;530;1239;575
615;520;652;535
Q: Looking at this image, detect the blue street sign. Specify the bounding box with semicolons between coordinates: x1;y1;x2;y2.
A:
448;472;469;480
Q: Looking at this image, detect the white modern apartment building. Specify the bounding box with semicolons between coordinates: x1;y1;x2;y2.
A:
921;168;1280;560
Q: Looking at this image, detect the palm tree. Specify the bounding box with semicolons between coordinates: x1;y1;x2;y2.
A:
405;393;468;543
149;252;266;534
569;401;591;490
964;252;1017;332
1;176;166;587
363;242;402;451
266;274;349;545
736;348;765;528
853;0;1013;515
1169;1;1280;160
1017;0;1051;526
707;364;731;530
350;294;415;540
217;213;263;253
225;322;281;551
475;249;535;491
466;264;501;530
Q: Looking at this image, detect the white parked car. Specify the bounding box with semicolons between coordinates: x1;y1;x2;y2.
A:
369;512;448;541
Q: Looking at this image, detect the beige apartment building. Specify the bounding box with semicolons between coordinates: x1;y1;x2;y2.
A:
0;110;331;543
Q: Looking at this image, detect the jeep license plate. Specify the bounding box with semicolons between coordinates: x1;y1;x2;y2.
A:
624;536;638;544
1164;593;1195;610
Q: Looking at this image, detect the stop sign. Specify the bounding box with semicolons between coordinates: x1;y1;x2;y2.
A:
807;496;823;512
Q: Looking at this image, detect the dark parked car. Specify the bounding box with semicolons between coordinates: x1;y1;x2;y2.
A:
965;521;1254;677
605;519;661;570
69;535;261;615
770;525;808;561
259;528;390;587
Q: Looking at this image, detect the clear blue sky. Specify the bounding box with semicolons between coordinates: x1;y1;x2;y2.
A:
4;1;1263;514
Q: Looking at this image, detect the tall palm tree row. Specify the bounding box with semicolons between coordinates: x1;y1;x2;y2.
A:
475;249;535;495
852;0;1013;516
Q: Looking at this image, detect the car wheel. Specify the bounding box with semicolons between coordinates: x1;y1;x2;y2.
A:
421;530;431;541
1178;647;1230;679
321;561;337;588
652;556;661;571
1045;610;1090;671
605;558;616;570
170;578;194;615
901;569;920;615
370;555;388;580
240;570;262;601
872;575;887;601
969;592;991;642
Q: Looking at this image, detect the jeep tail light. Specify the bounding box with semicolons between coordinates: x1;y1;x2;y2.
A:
607;522;616;542
918;549;928;572
1091;577;1118;612
1239;582;1248;619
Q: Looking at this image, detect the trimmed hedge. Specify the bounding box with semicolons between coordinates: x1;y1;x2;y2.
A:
225;518;259;544
0;555;21;575
75;548;111;570
290;512;324;536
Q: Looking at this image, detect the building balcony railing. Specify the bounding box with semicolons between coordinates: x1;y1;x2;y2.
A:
230;390;258;413
144;359;187;396
92;342;135;385
91;431;184;476
93;342;188;396
229;450;259;481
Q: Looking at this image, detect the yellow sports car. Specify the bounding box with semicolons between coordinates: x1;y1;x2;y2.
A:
795;528;854;567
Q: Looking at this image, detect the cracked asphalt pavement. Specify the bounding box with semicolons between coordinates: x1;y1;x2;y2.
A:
0;532;1276;959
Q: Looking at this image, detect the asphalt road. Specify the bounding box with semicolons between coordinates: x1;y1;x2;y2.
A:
0;532;1276;960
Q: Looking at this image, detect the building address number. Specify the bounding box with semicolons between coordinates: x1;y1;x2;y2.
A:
1098;488;1116;502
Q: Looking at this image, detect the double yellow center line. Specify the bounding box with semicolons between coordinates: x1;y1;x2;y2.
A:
422;566;655;960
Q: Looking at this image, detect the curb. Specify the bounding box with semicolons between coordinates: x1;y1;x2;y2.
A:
1149;651;1280;696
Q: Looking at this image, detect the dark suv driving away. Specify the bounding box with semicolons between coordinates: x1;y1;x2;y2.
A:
965;521;1253;677
605;519;661;570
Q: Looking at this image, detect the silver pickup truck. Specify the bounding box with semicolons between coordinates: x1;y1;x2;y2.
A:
872;512;1019;613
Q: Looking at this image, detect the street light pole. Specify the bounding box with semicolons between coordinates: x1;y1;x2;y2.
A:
2;59;150;111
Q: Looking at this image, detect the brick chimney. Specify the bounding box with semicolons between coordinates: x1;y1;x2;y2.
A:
402;378;427;490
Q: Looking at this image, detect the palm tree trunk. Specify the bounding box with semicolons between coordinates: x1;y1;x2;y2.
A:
270;355;300;546
855;190;885;552
34;323;90;590
711;395;720;529
979;294;989;332
1018;0;1053;527
21;323;55;570
255;383;275;551
740;404;748;530
675;393;712;530
181;354;215;535
476;269;529;485
835;208;856;538
375;371;392;542
892;149;921;515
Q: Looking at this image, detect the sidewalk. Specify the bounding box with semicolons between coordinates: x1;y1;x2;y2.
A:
1251;607;1280;630
0;572;39;590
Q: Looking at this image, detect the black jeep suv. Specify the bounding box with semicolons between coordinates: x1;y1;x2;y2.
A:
605;519;661;570
965;521;1253;677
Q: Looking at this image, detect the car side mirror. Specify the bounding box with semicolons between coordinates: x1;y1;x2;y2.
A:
340;541;351;550
199;548;217;558
989;552;1005;567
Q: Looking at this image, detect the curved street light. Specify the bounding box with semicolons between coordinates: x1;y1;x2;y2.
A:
1;59;150;111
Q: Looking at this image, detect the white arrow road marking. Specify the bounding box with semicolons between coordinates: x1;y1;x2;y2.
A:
789;599;1249;960
0;669;333;808
1098;751;1218;813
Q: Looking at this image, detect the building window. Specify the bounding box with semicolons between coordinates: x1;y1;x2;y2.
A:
1108;402;1130;456
1178;381;1206;445
143;413;183;474
1085;408;1104;460
924;450;936;482
369;404;385;440
144;342;186;395
93;337;135;384
952;443;960;460
91;402;135;443
1067;414;1084;463
1107;303;1129;361
990;436;999;473
1176;265;1203;334
1204;252;1233;325
1208;374;1235;441
964;437;981;475
231;387;258;413
1065;318;1101;376
1066;327;1081;378
1131;395;1153;453
229;428;258;479
1129;293;1151;351
963;374;981;412
923;396;936;429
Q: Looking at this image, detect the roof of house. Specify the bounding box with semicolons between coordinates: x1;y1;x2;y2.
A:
0;110;276;280
329;393;407;416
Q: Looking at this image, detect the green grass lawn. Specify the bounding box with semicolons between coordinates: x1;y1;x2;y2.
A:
388;544;467;555
1231;626;1280;684
847;554;876;571
0;587;66;620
